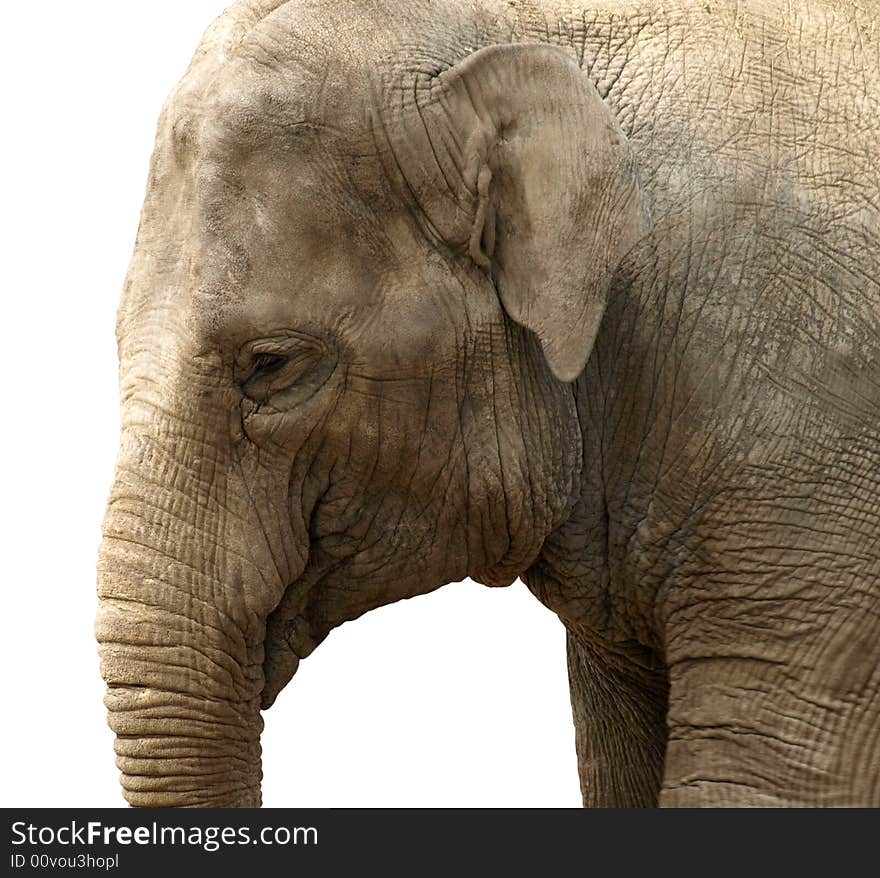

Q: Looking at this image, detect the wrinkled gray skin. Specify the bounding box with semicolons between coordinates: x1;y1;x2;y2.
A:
97;0;880;807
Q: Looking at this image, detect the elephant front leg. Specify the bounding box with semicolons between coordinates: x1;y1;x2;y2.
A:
660;577;880;807
566;629;669;807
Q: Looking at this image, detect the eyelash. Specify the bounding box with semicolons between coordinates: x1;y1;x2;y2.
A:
250;352;288;377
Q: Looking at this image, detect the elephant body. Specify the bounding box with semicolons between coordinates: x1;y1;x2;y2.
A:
98;0;880;807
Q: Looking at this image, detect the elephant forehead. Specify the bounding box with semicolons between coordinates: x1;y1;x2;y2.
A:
163;0;391;169
159;0;483;168
205;122;384;236
124;0;477;355
167;62;362;171
183;164;466;367
129;104;430;359
197;240;459;347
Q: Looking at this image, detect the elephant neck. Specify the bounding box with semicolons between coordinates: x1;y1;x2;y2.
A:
522;370;651;644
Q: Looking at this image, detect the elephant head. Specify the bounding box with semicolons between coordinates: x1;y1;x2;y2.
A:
96;4;648;806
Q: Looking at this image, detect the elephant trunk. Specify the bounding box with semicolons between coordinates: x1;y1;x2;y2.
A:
103;680;262;807
97;415;277;807
97;533;266;807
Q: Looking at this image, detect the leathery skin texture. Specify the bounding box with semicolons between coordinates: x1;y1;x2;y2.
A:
96;0;880;807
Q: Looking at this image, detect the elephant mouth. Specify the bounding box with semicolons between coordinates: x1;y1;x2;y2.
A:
261;611;322;709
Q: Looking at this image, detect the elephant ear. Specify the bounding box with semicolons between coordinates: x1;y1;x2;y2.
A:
382;43;650;381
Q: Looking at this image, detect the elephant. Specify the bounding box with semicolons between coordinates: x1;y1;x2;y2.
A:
96;0;880;807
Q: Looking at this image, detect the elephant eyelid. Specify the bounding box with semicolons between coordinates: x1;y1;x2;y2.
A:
235;333;335;404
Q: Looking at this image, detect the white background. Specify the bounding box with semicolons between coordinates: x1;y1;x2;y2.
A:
2;2;580;807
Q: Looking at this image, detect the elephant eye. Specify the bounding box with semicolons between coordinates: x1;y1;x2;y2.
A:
250;352;288;377
236;332;336;407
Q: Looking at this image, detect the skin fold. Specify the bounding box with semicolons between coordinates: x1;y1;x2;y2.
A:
97;0;880;807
